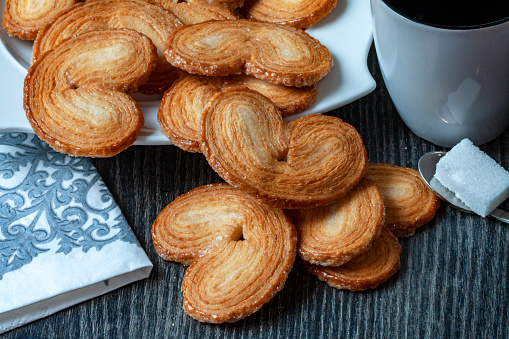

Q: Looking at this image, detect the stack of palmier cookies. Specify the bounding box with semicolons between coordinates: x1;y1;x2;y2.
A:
3;0;441;324
8;0;339;157
152;86;441;321
151;3;440;322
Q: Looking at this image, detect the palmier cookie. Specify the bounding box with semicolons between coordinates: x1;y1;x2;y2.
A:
364;163;441;237
32;0;183;94
2;0;78;40
158;74;318;152
290;178;385;267
152;183;297;323
241;0;337;29
154;0;238;25
304;226;401;291
200;88;367;209
165;19;332;87
24;29;157;157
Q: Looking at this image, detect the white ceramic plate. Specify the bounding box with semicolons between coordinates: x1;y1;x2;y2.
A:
0;0;375;145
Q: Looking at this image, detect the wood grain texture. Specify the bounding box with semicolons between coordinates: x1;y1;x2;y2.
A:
4;46;509;339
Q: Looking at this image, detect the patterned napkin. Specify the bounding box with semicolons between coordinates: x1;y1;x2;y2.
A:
0;133;152;333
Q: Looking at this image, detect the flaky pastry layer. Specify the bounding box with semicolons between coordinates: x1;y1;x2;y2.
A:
2;0;78;40
32;0;183;94
152;183;297;323
241;0;337;29
24;29;157;157
200;88;367;209
154;0;238;25
304;226;401;291
189;0;245;10
157;74;318;152
165;19;333;87
291;178;385;266
365;163;441;237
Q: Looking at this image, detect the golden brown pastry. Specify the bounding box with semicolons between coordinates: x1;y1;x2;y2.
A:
154;0;238;24
157;74;318;152
165;19;333;87
24;29;157;157
188;0;245;10
231;75;318;115
152;183;297;323
290;178;385;267
31;0;183;94
200;88;367;209
364;163;441;237
2;0;78;40
241;0;337;29
304;226;401;291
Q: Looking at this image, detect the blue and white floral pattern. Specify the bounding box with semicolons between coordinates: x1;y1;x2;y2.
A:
0;133;137;279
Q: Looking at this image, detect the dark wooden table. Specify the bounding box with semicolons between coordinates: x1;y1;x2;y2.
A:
5;46;508;339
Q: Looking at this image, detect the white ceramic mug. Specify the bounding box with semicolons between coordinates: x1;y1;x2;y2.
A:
371;0;509;147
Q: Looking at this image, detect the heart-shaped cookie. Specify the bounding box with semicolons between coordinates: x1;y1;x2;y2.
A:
364;163;441;237
165;19;332;87
3;0;78;39
290;178;385;266
200;88;367;209
304;226;401;291
152;183;297;323
24;29;157;157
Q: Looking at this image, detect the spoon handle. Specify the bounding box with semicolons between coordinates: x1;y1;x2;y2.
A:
491;209;509;224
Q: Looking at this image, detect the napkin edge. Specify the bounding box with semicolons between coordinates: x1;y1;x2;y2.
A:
0;264;152;334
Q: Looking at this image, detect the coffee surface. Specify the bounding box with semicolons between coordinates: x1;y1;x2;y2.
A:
382;0;509;28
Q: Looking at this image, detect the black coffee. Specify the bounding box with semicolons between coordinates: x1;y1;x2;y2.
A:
382;0;509;28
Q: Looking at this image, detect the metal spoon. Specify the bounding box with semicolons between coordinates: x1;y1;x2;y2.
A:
418;151;509;224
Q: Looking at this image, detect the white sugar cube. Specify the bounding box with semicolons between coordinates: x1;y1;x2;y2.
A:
434;138;509;217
